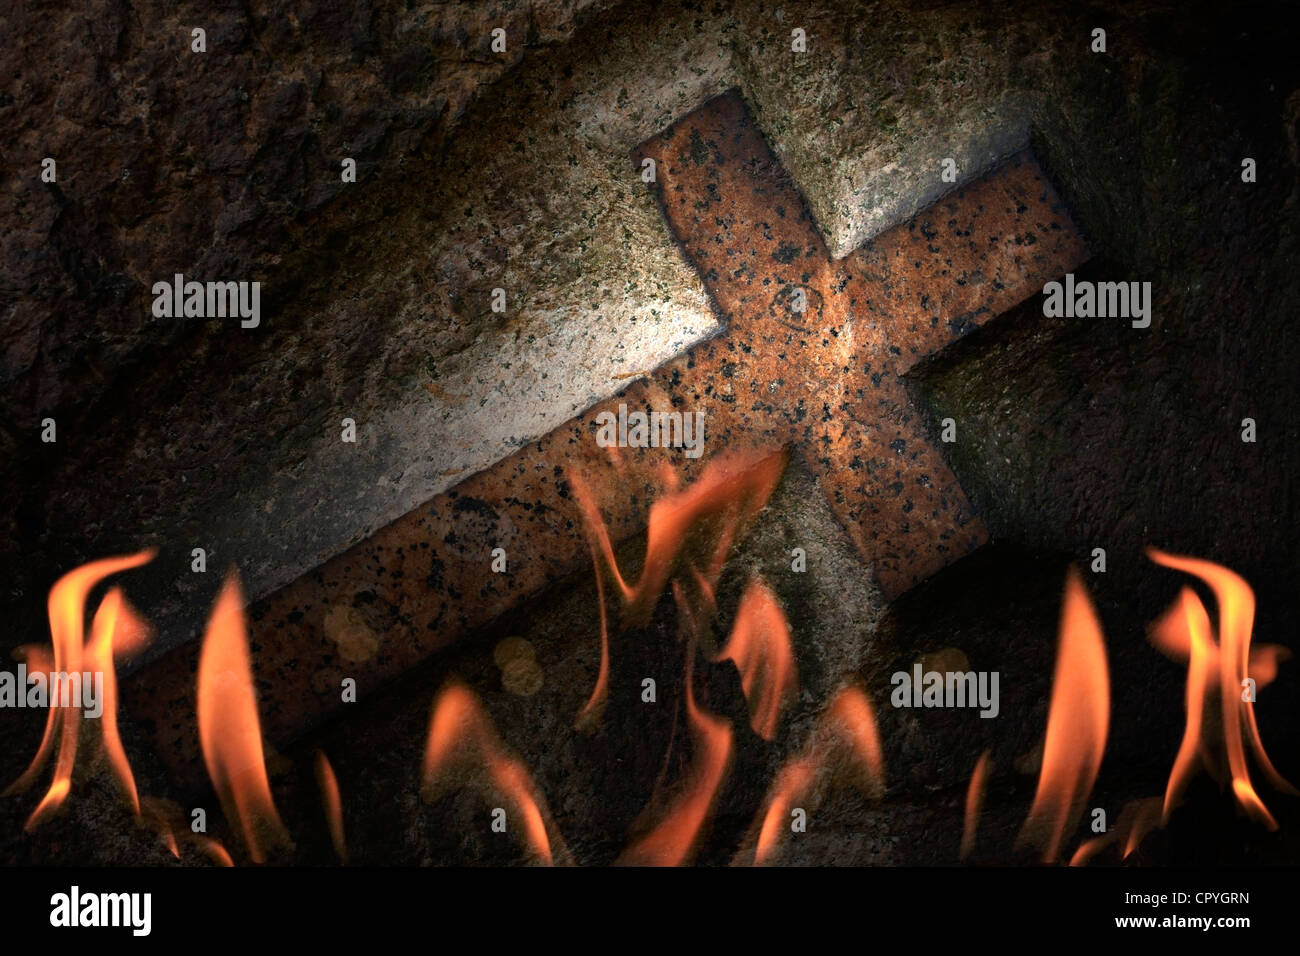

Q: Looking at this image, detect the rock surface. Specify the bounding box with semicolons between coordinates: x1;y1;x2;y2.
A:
8;0;1296;657
2;3;1297;866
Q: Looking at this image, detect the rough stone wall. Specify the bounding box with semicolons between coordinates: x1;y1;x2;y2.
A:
918;1;1300;611
735;1;1036;257
2;0;718;642
2;0;1299;866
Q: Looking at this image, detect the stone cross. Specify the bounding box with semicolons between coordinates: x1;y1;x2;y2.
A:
633;92;1088;596
128;91;1088;783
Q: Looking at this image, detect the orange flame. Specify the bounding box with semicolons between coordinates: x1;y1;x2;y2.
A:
139;796;235;866
960;750;993;861
196;838;236;867
568;447;787;624
1153;588;1217;821
1068;797;1163;866
1147;549;1295;828
422;681;558;865
83;588;151;814
315;750;348;863
747;682;885;865
826;684;887;797
714;579;798;740
575;542;613;732
1017;567;1110;863
755;757;818;866
196;572;290;863
569;447;787;729
618;641;734;867
138;797;182;859
6;551;154;830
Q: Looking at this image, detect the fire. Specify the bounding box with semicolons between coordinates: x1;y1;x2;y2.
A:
5;551;154;830
422;680;560;865
83;588;151;814
196;572;291;863
139;797;182;858
1017;567;1110;863
960;750;993;861
139;796;235;866
755;757;818;866
618;632;734;867
568;447;787;624
573;449;790;862
714;579;798;740
747;682;885;865
1147;549;1295;828
13;530;1286;868
574;541;612;732
314;751;348;863
1069;797;1163;866
570;447;787;730
825;684;887;797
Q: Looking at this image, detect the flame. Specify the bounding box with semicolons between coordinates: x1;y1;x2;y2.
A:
568;447;787;624
746;682;885;865
6;551;154;830
618;641;734;867
196;838;236;867
575;542;612;733
196;572;290;863
83;588;151;814
825;684;886;798
714;579;798;740
422;681;558;864
755;757;818;866
569;447;787;729
573;449;787;861
1147;549;1295;828
1068;797;1163;866
139;796;235;866
1153;588;1217;821
1017;567;1110;863
960;750;993;861
315;751;348;863
138;797;182;858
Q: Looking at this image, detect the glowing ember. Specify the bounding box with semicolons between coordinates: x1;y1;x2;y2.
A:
1148;549;1296;828
1017;567;1110;863
196;572;291;863
714;578;798;741
5;551;154;830
422;680;560;865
